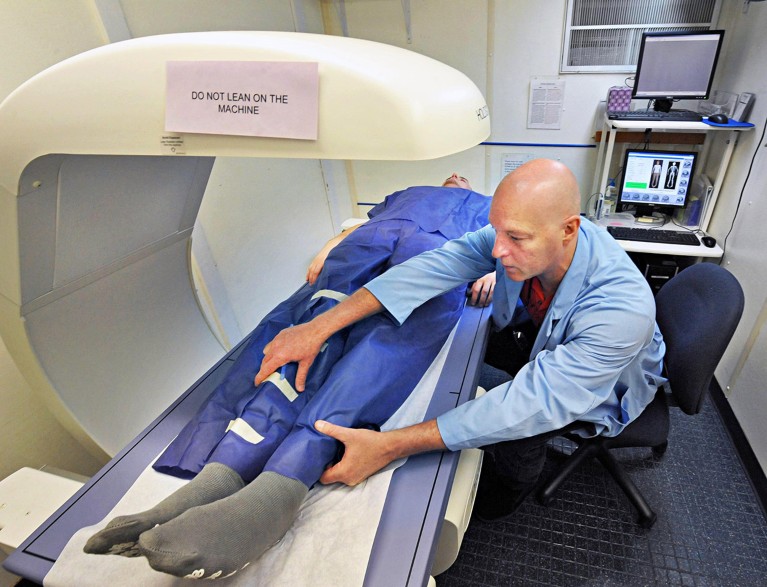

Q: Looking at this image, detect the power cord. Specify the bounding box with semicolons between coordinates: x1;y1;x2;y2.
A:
585;191;603;217
670;216;701;234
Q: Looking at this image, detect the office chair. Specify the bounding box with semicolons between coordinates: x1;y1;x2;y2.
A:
536;262;745;528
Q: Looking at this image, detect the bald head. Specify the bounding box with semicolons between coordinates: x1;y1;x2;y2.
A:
489;159;582;295
495;158;580;224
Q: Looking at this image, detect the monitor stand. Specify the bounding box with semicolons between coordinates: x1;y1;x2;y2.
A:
633;207;666;226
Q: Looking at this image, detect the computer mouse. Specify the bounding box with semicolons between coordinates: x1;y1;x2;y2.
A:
702;235;716;248
708;113;729;124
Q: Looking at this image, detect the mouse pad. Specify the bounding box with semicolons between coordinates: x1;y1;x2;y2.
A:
703;119;755;128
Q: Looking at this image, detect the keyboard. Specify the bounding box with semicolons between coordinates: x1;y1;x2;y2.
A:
606;226;700;246
607;109;702;122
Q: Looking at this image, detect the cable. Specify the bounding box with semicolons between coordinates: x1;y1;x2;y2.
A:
585;191;602;217
722;115;767;253
643;130;652;150
670;216;700;234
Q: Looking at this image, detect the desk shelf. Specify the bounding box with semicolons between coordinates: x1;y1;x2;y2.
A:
593;117;753;233
615;235;723;258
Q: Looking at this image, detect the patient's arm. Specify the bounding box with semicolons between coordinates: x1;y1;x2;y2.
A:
255;286;384;391
468;271;496;307
306;223;363;285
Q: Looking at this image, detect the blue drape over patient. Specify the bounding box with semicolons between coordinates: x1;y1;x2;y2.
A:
153;186;490;488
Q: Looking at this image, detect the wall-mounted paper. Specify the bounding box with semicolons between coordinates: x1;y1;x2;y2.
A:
501;153;534;181
527;77;565;130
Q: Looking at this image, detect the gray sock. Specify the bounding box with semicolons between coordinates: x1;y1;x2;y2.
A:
83;462;244;556
138;471;308;579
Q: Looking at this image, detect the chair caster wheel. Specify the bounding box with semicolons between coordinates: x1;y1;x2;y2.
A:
638;511;657;529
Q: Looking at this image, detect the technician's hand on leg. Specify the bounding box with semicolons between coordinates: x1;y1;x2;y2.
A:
316;418;447;486
255;288;385;391
316;421;396;486
255;322;323;391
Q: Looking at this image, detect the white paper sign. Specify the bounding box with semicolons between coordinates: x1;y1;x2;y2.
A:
501;153;534;180
166;61;319;139
527;77;565;130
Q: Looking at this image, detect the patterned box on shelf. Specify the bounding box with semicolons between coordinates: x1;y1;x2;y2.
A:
607;86;632;112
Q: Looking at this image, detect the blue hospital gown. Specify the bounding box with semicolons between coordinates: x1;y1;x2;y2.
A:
153;186;490;487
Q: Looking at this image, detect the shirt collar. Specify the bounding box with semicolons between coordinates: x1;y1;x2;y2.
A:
535;225;588;337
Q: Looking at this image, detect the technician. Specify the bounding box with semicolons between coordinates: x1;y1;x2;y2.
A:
256;158;665;521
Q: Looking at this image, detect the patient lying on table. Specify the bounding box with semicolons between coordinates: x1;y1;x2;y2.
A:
84;175;491;579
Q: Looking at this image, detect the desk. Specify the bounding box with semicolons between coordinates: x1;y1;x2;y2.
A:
597;219;723;294
598;220;724;259
593;117;753;232
616;234;722;296
617;237;722;259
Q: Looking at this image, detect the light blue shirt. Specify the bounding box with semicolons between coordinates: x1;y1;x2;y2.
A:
365;218;666;450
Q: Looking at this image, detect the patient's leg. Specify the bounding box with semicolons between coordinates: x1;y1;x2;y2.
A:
134;288;462;576
138;471;307;579
83;462;244;556
265;286;465;487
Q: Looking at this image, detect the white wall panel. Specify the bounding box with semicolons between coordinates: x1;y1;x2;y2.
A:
727;298;767;472
350;147;488;212
196;158;335;335
328;0;491;206
701;0;767;469
119;0;304;36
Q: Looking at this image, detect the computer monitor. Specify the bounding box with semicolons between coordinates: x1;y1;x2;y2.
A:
632;30;725;113
616;149;697;219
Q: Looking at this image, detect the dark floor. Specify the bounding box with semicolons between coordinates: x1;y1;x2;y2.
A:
436;366;767;587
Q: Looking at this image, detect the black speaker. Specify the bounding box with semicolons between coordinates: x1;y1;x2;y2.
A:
644;259;679;295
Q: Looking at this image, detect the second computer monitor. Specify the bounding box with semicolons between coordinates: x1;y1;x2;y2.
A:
617;149;697;218
632;30;724;112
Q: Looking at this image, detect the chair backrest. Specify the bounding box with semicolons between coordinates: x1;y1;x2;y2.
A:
655;263;744;415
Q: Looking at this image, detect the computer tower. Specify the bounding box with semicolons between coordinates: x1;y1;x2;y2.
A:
643;259;679;295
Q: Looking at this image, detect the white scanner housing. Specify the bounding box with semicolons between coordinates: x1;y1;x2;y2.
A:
0;32;489;459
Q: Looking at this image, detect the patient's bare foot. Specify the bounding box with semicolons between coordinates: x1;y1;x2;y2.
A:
83;463;244;556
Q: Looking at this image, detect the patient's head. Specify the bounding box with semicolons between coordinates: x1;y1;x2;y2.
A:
442;173;472;190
